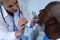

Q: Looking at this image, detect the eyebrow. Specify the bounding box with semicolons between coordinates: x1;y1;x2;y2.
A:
7;0;18;7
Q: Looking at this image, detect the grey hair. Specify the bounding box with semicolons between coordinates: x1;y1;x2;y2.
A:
0;0;7;4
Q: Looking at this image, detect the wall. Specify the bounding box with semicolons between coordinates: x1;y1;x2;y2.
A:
24;0;60;19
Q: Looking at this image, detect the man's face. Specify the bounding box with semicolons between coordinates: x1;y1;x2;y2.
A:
3;0;18;13
41;5;60;24
38;10;48;25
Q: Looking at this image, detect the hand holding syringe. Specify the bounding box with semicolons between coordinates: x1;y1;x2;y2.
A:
30;11;39;28
32;11;37;19
25;11;38;28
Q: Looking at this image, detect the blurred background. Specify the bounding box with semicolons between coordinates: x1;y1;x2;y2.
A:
19;0;60;20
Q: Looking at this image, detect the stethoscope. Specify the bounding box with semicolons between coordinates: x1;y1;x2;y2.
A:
0;4;23;26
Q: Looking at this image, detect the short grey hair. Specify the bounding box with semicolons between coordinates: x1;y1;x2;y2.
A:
0;0;7;3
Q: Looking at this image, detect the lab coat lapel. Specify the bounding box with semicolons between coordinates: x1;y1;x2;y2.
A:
5;16;13;32
1;5;13;32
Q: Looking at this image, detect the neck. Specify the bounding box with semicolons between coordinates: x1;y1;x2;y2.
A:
6;10;14;17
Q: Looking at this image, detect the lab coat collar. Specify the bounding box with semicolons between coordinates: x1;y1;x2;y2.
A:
1;5;9;18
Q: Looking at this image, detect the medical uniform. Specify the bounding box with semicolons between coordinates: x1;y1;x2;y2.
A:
0;5;39;40
0;5;23;40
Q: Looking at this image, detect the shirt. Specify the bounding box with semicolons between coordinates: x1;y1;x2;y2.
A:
9;15;18;31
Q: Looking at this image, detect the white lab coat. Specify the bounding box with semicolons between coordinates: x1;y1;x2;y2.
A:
0;5;39;40
0;5;23;40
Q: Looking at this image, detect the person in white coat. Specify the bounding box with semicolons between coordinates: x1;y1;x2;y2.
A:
0;0;28;40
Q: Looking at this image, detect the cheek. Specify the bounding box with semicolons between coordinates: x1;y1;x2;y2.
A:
16;4;18;7
41;16;46;21
6;8;13;12
57;18;60;22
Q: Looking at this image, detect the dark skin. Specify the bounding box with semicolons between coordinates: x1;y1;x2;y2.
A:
45;17;60;39
38;1;60;39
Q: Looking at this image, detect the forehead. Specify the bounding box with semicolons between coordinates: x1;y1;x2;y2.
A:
52;5;60;12
5;0;17;5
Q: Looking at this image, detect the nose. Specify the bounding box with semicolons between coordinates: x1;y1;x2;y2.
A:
13;5;18;12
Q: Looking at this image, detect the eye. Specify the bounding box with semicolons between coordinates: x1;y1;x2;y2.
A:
8;5;13;8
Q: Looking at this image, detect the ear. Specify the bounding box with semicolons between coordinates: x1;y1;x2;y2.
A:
45;17;57;25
